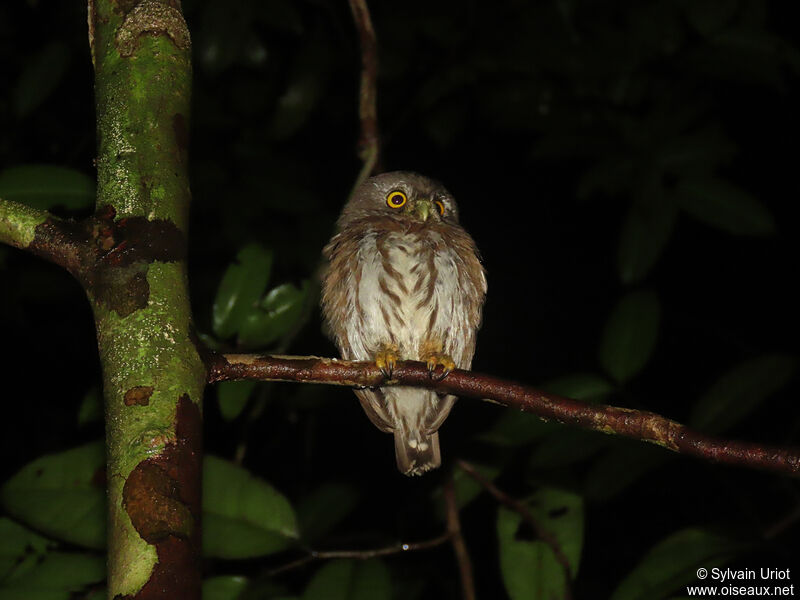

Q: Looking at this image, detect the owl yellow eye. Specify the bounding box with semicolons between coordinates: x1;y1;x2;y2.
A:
435;200;445;216
386;190;407;209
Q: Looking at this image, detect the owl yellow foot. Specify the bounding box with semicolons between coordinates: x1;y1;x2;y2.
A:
375;348;399;379
423;352;456;381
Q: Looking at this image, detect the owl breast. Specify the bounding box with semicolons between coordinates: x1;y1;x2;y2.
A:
326;221;483;369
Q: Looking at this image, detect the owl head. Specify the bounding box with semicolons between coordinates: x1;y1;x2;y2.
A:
337;171;460;229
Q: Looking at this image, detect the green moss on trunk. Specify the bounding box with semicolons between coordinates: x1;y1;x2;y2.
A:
90;1;203;597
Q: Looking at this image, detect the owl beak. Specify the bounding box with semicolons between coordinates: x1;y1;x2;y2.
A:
414;199;434;222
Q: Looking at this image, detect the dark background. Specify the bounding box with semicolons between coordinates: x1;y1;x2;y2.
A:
1;0;798;597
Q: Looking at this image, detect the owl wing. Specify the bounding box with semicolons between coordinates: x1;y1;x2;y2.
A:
424;393;456;433
444;225;487;369
353;388;394;433
356;388;457;435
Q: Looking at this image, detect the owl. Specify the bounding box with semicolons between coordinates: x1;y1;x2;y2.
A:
321;171;486;476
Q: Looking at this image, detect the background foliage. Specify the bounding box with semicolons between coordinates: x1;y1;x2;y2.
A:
1;0;798;598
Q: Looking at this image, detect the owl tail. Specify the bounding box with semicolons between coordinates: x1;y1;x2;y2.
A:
393;428;441;476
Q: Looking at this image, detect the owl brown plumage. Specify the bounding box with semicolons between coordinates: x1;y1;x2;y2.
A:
321;172;486;475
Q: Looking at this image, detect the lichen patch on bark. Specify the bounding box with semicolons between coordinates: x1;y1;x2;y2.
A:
88;214;187;317
124;385;154;406
120;393;202;598
123;461;193;542
95;266;150;318
115;0;191;58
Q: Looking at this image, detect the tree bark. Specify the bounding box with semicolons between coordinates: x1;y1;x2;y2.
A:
90;1;204;598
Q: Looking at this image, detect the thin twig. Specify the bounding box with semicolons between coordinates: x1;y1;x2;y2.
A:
347;0;381;189
265;533;452;577
206;353;800;477
457;460;573;599
764;503;800;540
444;476;477;600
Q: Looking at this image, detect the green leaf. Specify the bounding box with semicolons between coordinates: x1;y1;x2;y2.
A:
0;553;104;595
611;529;745;600
195;330;222;351
685;0;738;37
698;29;798;87
270;42;330;140
576;156;636;200
617;196;677;285
690;355;797;434
529;429;610;470
453;462;503;508
238;281;310;347
204;576;291;600
217;380;257;421
540;373;615;402
656;129;738;173
528;487;583;575
675;177;775;235
434;462;502;519
599;290;661;383
0;442;106;549
297;484;359;543
0;165;95;211
13;42;71;117
584;443;671;502
0;518;53;581
238;580;294;600
302;560;391;600
261;281;308;314
203;575;250;600
0;589;68;600
212;244;273;339
497;487;583;600
476;410;554;447
77;386;102;426
254;0;304;34
203;456;299;559
475;374;607;450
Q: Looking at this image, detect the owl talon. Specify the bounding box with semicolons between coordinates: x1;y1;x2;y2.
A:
375;349;398;379
424;353;456;381
433;367;451;382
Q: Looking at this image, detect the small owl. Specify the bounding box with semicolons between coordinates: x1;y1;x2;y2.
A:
321;172;486;475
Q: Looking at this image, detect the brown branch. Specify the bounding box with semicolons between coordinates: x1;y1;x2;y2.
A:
457;460;572;599
444;476;476;600
265;533;452;578
206;353;800;477
0;200;177;295
347;0;381;183
0;198;99;280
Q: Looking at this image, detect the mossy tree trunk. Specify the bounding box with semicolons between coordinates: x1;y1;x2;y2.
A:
90;1;204;597
0;0;221;594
